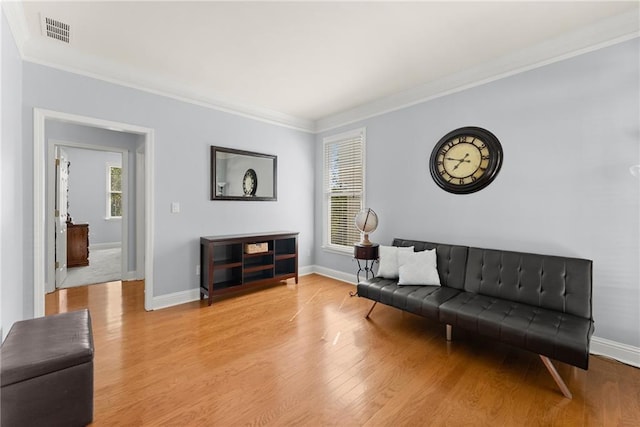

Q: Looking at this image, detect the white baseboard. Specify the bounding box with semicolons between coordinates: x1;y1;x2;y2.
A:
122;270;142;281
590;336;640;368
90;242;121;250
311;265;357;285
152;288;200;310
299;265;314;276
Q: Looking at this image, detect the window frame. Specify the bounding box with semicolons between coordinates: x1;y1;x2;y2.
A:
106;163;122;220
322;127;366;254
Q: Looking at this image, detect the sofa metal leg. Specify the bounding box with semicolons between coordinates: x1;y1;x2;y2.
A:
365;302;377;318
540;355;572;399
446;324;452;341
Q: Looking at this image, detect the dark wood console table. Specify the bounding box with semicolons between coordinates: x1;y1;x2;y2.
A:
200;231;299;306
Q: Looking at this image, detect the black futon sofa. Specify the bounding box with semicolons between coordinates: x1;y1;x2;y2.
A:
357;238;594;399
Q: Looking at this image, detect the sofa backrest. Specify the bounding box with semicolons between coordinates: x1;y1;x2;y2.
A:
464;247;593;320
392;238;468;290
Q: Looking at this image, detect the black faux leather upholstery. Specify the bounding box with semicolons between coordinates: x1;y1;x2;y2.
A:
1;310;94;386
357;277;461;320
439;293;594;369
356;238;594;371
464;247;593;319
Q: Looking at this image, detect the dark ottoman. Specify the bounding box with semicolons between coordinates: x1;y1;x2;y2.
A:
1;309;94;426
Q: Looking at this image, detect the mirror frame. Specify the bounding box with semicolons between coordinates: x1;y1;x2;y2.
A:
210;146;278;201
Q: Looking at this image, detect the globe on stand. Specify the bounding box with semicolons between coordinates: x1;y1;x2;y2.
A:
354;208;378;246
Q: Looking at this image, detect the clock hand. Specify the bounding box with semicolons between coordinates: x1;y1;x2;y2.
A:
446;153;471;163
456;153;471;165
446;157;467;162
450;153;473;171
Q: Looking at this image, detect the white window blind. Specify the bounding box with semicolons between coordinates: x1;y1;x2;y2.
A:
323;128;365;251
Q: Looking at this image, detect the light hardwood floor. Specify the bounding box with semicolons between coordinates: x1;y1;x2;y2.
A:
45;275;640;426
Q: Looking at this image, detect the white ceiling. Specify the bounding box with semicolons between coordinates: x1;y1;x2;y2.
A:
5;1;640;132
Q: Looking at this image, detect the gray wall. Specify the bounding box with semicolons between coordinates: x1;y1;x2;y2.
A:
64;147;123;245
1;11;24;338
316;38;640;348
21;61;316;306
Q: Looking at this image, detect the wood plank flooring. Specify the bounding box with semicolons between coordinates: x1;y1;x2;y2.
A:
45;275;640;426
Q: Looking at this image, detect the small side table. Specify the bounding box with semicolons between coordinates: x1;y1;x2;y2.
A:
351;243;379;296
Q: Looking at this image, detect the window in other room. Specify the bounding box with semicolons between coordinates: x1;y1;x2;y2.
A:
106;164;122;219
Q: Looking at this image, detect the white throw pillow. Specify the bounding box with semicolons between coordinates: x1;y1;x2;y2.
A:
397;249;441;286
376;245;414;279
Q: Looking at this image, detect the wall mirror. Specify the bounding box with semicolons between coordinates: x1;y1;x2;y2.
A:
211;146;277;201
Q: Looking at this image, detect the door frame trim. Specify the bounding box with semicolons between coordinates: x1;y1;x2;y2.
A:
34;108;155;315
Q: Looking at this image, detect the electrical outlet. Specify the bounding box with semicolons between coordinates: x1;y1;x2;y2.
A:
196;265;200;275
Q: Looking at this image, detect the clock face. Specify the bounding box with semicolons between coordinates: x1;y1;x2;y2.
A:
429;127;502;194
242;169;258;196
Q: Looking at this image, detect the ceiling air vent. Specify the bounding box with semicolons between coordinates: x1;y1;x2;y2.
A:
42;16;70;43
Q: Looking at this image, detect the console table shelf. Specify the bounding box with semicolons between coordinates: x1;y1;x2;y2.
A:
200;231;299;306
216;262;242;269
244;264;275;273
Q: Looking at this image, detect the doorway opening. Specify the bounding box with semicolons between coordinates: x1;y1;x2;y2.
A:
34;109;155;316
50;143;127;290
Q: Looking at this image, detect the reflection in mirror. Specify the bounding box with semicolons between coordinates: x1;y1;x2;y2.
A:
211;146;277;201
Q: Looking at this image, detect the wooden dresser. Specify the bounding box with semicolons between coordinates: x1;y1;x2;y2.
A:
67;223;89;267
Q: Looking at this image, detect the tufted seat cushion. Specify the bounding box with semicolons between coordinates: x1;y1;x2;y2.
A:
357;277;461;320
439;292;594;369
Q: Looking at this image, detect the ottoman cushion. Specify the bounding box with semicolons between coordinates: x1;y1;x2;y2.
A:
1;309;94;386
1;309;94;426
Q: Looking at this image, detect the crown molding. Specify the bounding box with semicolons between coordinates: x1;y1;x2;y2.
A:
5;4;638;135
4;1;315;133
315;10;640;133
2;1;28;56
21;45;316;132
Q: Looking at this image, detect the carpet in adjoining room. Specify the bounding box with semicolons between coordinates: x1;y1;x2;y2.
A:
60;247;121;288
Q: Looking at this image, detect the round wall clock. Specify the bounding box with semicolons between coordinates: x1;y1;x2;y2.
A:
429;126;503;194
242;168;258;196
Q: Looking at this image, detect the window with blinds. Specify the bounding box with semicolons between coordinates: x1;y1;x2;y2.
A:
323;128;365;251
